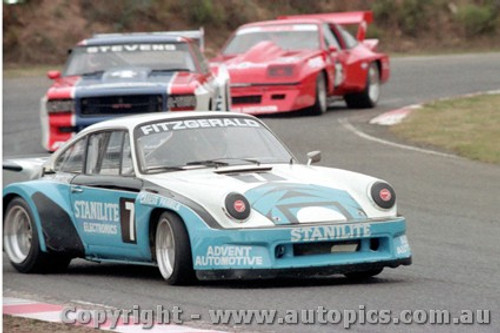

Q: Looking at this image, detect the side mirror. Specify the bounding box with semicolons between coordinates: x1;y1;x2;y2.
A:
328;45;337;53
47;70;61;80
306;151;321;165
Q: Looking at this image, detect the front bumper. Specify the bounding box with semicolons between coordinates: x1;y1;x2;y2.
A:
197;257;411;280
230;79;316;115
190;217;412;279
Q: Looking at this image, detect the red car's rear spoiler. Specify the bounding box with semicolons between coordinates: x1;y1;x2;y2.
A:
277;11;373;41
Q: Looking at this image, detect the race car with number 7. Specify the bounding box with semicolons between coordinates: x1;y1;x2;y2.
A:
3;112;411;285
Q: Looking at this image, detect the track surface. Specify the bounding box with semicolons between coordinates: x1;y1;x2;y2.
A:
3;53;500;332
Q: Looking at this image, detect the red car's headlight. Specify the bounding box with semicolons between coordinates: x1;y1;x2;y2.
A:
267;65;294;77
167;94;196;111
46;99;75;114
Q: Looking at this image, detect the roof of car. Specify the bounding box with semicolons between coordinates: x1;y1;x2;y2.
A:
81;34;188;46
237;18;323;30
80;111;254;133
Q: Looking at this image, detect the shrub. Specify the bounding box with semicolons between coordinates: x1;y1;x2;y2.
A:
457;4;497;37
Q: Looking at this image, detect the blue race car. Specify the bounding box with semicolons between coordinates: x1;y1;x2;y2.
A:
3;112;411;285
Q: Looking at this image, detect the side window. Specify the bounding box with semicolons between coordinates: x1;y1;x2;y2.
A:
191;44;210;74
121;132;134;176
86;132;108;174
100;131;124;175
55;138;87;173
323;24;341;50
336;24;358;49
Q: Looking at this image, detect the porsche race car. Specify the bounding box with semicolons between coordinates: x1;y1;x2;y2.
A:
211;11;389;115
4;112;411;285
41;29;230;152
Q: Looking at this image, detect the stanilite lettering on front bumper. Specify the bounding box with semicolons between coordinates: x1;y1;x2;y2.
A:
191;217;412;280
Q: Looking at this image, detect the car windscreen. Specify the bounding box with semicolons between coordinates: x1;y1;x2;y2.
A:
64;42;197;76
223;24;320;54
134;117;293;173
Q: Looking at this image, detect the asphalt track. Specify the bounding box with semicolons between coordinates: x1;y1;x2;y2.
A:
3;53;500;332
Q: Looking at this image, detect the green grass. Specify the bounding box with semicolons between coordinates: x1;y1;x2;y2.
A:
3;64;60;78
391;94;500;164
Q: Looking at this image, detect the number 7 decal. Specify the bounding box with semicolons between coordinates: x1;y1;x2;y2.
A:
120;198;136;244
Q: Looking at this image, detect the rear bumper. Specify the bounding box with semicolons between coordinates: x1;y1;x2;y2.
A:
197;257;411;280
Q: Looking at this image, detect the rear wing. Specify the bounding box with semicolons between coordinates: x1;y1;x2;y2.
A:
93;27;205;51
278;11;373;41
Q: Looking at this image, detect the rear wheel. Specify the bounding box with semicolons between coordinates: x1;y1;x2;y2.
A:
345;268;383;280
345;62;380;108
3;197;71;273
309;73;328;115
155;212;195;285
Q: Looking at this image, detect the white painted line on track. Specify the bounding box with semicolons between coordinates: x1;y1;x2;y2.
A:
338;118;459;159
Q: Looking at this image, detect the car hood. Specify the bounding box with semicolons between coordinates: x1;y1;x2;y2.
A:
143;164;396;229
220;42;320;84
51;69;197;95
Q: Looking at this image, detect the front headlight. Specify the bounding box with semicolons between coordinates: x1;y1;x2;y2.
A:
370;182;396;209
267;65;294;77
46;99;75;113
224;192;251;222
167;95;196;111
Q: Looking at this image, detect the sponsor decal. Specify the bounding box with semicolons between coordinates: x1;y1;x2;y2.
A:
290;223;371;242
195;245;264;267
74;200;120;235
379;188;392;202
233;200;246;213
395;235;411;256
232;106;278;113
137;192;181;211
74;200;119;222
86;44;176;53
139;118;260;136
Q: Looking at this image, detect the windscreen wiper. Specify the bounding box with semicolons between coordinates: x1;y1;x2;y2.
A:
144;165;186;173
81;70;105;76
185;159;230;168
151;68;192;74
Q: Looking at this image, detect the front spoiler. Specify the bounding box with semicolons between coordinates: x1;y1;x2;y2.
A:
196;257;411;280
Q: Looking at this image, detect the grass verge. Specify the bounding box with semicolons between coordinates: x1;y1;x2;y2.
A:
391;93;500;164
3;65;60;79
3;315;98;333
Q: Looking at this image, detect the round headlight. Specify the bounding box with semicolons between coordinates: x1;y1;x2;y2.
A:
370;182;396;209
224;192;251;220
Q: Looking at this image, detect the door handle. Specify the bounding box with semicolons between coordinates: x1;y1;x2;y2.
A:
71;186;84;193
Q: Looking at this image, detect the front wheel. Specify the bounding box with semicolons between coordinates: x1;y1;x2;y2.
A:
3;197;71;273
155;212;195;285
345;62;380;109
309;73;328;115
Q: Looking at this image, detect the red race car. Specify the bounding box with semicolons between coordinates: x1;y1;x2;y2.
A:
211;11;389;115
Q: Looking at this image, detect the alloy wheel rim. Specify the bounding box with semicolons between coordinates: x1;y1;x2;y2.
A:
368;65;380;103
156;219;175;279
4;205;33;264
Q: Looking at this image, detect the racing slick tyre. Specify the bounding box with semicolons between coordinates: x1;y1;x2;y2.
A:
345;62;380;109
3;197;71;273
344;268;383;280
155;212;196;285
309;72;328;115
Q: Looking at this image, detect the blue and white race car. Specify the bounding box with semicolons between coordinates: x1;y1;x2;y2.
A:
3;112;411;284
